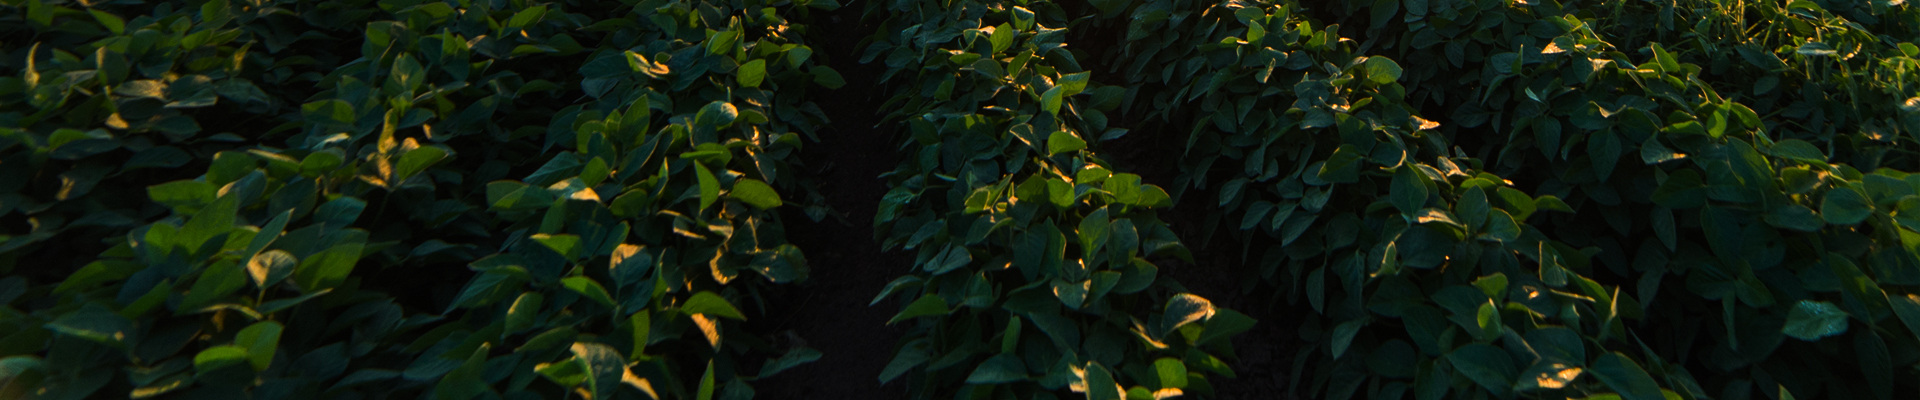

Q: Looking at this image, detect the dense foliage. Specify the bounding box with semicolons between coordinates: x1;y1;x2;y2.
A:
4;0;1920;399
0;0;834;398
858;0;1252;398
1087;0;1920;399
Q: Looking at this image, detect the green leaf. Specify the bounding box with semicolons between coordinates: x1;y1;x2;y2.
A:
532;234;582;260
571;342;627;400
965;353;1026;384
810;66;846;89
1330;318;1366;359
758;347;822;378
180;260;246;311
179;192;239;252
1764;204;1823;232
1889;293;1920;344
1392;165;1428;215
194;345;249;374
1041;86;1065;115
293;241;365;293
1154;357;1188;389
989;24;1014;54
1157;294;1213;338
1769;139;1826;163
737;59;766;88
235;321;282;371
1047;130;1085;155
1821;186;1873;225
1496;187;1537;221
728;179;782;209
1783;300;1849;340
44;304;133;348
697;361;717;400
1084;362;1123;400
562;277;615;307
506;292;544;334
1057;72;1091;97
1590;352;1666;400
301;149;345;177
248;250;296;290
90;9;125;34
683;291;747;320
694;161;720;213
395;146;448;183
507;5;547;30
1447;344;1516;396
695;101;739;130
1365;57;1404;84
887;295;950;324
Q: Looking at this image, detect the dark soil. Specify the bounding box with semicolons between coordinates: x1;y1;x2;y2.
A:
748;6;911;399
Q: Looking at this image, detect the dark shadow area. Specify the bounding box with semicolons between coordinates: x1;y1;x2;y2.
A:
748;5;910;399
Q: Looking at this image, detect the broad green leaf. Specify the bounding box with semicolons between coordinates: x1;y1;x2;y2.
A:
1154;358;1188;389
507;292;544;333
1084;362;1123;400
148;180;216;211
810;66;845;89
1764;204;1823;232
1783;300;1849;340
694;161;720;212
728;179;782;209
1047;130;1085;155
1365;57;1404;84
697;361;717;400
1447;343;1517;396
235;321;282;371
562;277;615;307
89;9;125;34
194;345;249;374
1041;86;1065;115
737;59;766;88
180;192;239;252
180;260;246;311
293;241;364;293
1590;352;1666;400
1769;139;1826;163
1330;318;1365;359
395;145;447;183
758;347;822;378
988;24;1014;54
887;295;950;324
45;304;133;348
248;250;296;290
1392;165;1428;215
683;291;747;320
532;234;582;260
1889;293;1920;344
1821;187;1873;225
695;101;738;130
1497;187;1537;221
1157;294;1213;338
964;353;1026;384
571;342;627;400
1057;72;1090;96
506;5;547;30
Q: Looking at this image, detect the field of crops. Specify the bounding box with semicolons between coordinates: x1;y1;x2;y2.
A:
2;0;1918;399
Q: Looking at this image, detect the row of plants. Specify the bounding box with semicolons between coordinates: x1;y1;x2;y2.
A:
0;0;840;398
857;0;1254;398
1078;0;1920;398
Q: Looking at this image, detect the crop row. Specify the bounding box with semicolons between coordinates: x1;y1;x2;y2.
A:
858;0;1253;398
0;0;839;398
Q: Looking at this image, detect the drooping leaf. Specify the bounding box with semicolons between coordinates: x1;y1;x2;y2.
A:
1782;300;1849;340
